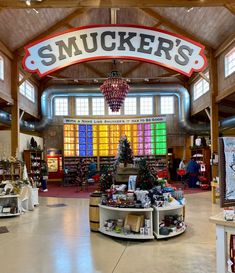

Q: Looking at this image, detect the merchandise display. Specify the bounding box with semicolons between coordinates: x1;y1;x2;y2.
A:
98;173;186;239
23;150;43;187
64;122;167;157
0;156;39;216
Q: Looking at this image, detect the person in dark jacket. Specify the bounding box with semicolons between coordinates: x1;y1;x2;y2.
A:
186;157;200;188
41;160;48;192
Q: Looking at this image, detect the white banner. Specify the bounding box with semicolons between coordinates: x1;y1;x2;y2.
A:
23;24;207;77
64;116;166;125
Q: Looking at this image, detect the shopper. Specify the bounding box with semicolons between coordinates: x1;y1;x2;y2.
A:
76;158;87;190
186;157;200;188
41;160;48;192
88;159;97;179
179;159;186;170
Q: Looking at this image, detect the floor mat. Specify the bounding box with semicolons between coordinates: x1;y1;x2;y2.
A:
39;182;99;198
46;203;67;208
0;226;9;234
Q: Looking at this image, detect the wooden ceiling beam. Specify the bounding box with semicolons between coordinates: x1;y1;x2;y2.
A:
65;23;74;29
18;71;32;87
219;111;234;118
141;8;212;50
215;32;235;57
153;21;162;28
1;0;235;8
199;72;210;83
216;84;235;102
220;99;235;108
122;62;143;77
83;63;106;78
0;40;13;59
15;8;89;55
225;4;235;15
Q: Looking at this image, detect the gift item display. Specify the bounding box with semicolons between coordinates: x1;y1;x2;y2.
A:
98;180;186;239
99;204;154;239
0;155;40;216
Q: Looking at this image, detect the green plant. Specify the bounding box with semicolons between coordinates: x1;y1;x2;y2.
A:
99;166;114;192
136;158;159;190
117;135;133;166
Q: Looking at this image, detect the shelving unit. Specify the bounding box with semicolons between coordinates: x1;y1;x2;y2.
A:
0;160;23;181
63;121;167;157
152;204;186;239
99;204;154;240
190;146;211;181
23;150;43;187
63;156;99;186
0;195;21;217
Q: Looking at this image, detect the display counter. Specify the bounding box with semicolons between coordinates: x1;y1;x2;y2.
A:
210;212;235;273
99;204;154;239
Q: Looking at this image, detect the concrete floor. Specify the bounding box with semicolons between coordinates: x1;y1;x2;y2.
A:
0;192;221;273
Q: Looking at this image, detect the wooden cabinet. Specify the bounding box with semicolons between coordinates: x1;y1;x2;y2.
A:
23;150;43;187
0;160;23;181
190;147;211;181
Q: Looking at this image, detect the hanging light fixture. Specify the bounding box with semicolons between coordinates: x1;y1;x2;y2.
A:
100;68;130;112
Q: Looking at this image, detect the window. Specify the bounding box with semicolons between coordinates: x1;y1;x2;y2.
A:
76;98;89;115
193;72;209;100
160;96;174;114
140;97;153;115
108;107;121;115
54;97;68;116
225;47;235;77
19;74;35;102
92;98;104;115
124;97;137;115
0;56;4;80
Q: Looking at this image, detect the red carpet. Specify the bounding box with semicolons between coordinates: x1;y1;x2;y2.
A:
169;181;210;194
39;181;209;198
39;181;100;198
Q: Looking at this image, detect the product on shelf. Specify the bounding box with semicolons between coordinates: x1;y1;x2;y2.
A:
23;150;43;187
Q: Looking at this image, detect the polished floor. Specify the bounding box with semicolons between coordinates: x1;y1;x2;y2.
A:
0;192;221;273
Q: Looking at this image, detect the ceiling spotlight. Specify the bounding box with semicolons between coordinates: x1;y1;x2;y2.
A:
33;8;39;13
144;78;149;82
93;79;99;83
26;0;31;6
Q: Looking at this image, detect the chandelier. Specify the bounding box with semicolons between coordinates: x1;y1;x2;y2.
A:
100;70;130;112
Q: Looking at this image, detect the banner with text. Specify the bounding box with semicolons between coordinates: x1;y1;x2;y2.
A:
64;116;166;125
23;24;207;77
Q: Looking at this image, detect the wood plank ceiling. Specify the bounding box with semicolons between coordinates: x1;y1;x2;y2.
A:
0;1;234;123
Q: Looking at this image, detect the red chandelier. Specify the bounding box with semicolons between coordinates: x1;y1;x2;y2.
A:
100;70;130;112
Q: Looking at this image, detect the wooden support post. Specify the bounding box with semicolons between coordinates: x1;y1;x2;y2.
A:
209;50;219;179
11;56;20;157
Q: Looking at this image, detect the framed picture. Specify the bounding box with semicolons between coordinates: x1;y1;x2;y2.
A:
219;137;235;207
47;158;58;172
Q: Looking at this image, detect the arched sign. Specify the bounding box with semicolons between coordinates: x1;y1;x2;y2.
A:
23;24;207;77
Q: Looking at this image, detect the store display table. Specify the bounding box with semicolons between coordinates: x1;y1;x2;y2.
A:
153;204;186;239
210;212;235;273
99;205;154;239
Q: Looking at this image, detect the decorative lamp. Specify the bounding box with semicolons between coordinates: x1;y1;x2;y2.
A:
100;70;130;112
